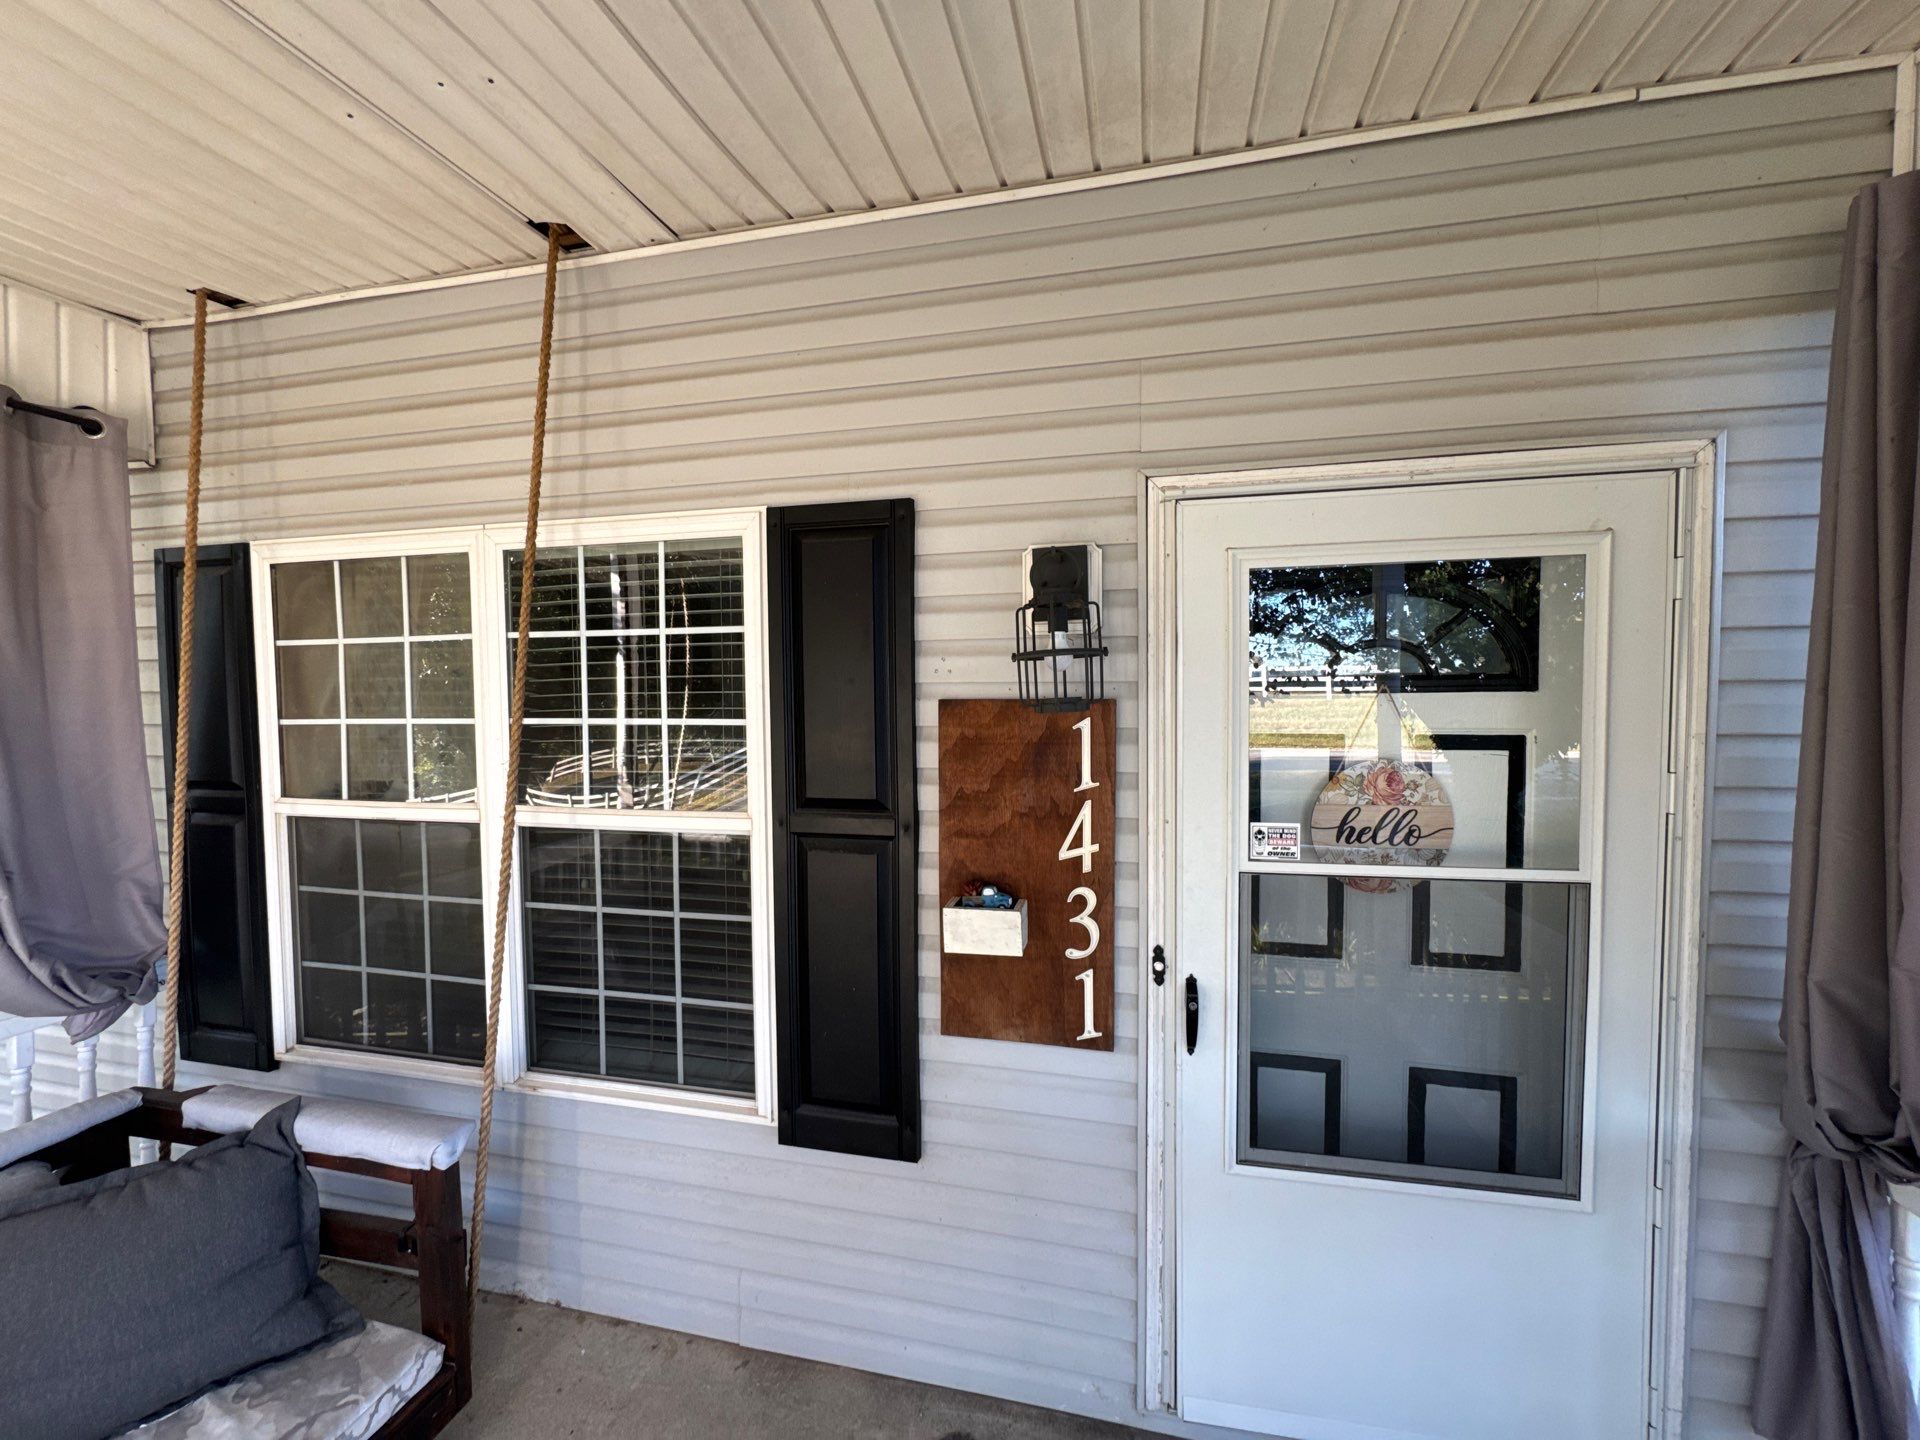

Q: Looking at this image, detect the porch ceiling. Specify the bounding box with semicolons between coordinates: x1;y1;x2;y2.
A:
7;0;1919;324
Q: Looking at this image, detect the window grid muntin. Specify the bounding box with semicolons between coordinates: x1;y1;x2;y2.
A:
271;556;477;804
291;814;485;1064
520;826;752;1095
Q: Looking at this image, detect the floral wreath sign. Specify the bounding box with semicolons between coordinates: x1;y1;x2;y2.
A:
1309;758;1453;892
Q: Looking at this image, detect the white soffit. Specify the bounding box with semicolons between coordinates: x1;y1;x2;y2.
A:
4;0;1918;323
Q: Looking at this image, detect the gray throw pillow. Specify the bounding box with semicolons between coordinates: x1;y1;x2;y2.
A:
0;1100;363;1440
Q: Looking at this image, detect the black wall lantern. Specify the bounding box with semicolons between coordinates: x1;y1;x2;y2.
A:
1013;544;1108;713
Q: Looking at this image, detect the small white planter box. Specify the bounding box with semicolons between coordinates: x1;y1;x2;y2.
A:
941;899;1029;957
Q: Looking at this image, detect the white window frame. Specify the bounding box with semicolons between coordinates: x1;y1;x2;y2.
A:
251;509;775;1124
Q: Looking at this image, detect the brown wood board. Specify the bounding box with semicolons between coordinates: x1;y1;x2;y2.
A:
938;699;1115;1048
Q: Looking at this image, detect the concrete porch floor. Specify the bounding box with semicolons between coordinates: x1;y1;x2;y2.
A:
329;1262;1151;1440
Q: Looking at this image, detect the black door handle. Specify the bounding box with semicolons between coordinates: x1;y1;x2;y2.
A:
1184;975;1199;1055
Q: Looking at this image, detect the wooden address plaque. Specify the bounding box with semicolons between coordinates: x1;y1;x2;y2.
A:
939;699;1115;1050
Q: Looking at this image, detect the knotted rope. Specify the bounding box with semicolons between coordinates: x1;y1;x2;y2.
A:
469;224;564;1321
159;288;209;1091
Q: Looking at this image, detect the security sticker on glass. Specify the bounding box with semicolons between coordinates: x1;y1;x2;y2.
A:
1249;822;1301;861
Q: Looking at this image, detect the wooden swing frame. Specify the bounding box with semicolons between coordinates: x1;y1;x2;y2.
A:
13;1087;472;1439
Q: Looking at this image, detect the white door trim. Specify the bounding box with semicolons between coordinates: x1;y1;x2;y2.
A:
1137;439;1722;1436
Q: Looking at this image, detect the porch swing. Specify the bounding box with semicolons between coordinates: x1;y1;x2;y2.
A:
0;226;569;1440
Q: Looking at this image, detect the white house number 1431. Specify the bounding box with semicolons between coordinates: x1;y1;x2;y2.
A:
1061;715;1102;1042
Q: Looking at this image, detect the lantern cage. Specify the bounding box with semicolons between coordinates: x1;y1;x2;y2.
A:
1013;544;1109;713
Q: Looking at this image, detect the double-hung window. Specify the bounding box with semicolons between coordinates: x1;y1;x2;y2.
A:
255;514;770;1117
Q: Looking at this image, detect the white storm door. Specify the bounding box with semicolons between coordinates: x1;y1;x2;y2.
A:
1173;471;1676;1440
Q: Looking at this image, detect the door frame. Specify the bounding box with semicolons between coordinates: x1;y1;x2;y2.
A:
1137;439;1722;1437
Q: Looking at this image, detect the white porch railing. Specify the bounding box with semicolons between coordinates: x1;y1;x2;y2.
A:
0;1002;156;1126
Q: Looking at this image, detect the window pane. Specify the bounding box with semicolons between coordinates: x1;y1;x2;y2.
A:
586;724;665;809
663;541;743;627
346;725;408;802
297;890;360;967
602;911;674;995
290;816;481;1065
414;724;476;803
293;816;357;889
344;643;406;718
431;981;486;1061
520;635;582;719
340;557;404;637
583;546;659;631
665;727;747;811
665;633;744;719
272;553;475;811
505;551;582;632
280;726;342;799
365;895;426;972
411;640;474;718
426;823;482;898
406;553;471;634
682;1007;753;1095
679;835;749;914
586;635;660;719
600;832;673;910
273;562;336;640
1238;874;1587;1197
521;827;755;1096
531;991;599;1075
527;908;598;989
365;972;428;1054
681;917;751;1004
358;818;424;893
430;903;484;979
1247;554;1586;871
605;999;678;1085
520;729;586;806
277;646;339;719
301;966;361;1047
524;830;594;904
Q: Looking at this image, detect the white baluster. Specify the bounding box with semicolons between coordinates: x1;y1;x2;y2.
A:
74;1034;99;1102
1891;1185;1920;1408
134;1002;159;1163
7;1031;33;1127
136;1001;156;1088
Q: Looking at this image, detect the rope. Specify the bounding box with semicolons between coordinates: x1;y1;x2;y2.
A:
468;225;563;1322
160;289;209;1092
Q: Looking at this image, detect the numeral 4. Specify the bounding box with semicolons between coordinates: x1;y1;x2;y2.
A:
1059;799;1100;873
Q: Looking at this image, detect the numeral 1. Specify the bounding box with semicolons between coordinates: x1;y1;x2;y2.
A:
1075;967;1101;1041
1073;714;1098;793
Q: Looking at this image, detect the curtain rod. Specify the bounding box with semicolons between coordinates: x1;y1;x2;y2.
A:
4;396;105;437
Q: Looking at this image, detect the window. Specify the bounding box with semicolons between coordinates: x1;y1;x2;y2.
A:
256;517;769;1115
269;550;484;1065
509;540;755;1096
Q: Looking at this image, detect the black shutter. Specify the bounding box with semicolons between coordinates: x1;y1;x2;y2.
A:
155;543;275;1071
767;500;918;1161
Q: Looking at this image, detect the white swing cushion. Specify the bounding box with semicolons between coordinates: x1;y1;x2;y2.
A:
181;1086;473;1171
0;1087;141;1168
118;1320;444;1440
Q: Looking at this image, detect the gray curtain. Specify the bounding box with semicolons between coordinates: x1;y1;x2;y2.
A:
1752;172;1920;1440
0;390;162;1040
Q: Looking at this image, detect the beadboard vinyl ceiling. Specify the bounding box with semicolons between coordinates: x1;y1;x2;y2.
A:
7;0;1920;323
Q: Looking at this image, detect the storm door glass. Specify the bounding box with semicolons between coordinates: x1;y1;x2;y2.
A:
1246;555;1586;871
1237;551;1593;1197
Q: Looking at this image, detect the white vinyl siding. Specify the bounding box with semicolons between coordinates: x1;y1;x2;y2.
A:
103;72;1894;1432
0;278;151;461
